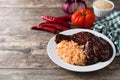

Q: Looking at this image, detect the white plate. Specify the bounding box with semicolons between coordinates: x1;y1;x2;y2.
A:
47;29;116;72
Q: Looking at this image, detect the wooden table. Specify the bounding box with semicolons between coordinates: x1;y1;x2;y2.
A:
0;0;119;80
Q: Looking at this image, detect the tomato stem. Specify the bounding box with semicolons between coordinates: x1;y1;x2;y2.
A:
82;13;86;16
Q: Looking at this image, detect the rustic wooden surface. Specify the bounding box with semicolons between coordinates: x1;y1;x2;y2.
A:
0;0;120;80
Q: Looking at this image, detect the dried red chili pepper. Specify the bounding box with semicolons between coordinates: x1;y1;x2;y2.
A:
56;14;72;21
39;22;69;31
31;25;56;33
41;16;71;28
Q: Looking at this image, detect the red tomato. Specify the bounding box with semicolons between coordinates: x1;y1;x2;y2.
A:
71;9;95;28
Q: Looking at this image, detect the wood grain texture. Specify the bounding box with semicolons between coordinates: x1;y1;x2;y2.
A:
0;7;65;35
0;68;119;80
0;0;119;80
0;0;119;8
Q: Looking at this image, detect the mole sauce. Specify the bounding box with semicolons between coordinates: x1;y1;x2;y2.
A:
55;32;113;65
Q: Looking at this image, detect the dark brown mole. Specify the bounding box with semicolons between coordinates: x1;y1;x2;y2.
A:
55;34;72;43
55;32;113;65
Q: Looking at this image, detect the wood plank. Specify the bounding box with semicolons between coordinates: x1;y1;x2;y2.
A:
0;7;65;35
0;0;63;8
0;34;54;68
0;68;119;80
0;0;119;9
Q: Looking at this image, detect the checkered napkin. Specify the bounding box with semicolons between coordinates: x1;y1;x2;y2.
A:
93;11;120;56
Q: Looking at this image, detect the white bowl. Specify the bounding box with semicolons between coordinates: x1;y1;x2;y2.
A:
93;0;114;17
47;29;116;72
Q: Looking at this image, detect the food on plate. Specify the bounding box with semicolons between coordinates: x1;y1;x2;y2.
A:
62;0;86;14
71;9;95;28
93;0;113;10
55;32;113;65
56;40;86;65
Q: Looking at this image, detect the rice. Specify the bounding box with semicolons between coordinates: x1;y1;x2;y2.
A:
93;0;113;10
56;40;86;66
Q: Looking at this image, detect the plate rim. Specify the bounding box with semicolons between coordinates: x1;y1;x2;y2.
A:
47;29;116;72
